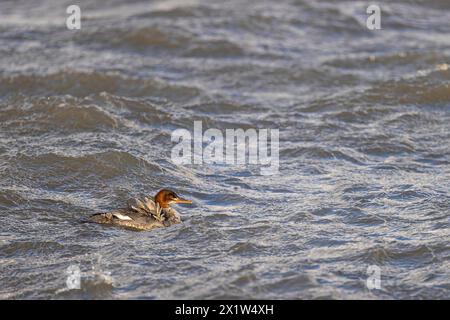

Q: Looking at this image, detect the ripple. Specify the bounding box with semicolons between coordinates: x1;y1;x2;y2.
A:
185;39;244;58
0;0;449;300
363;245;437;267
1;97;120;132
0;241;64;258
0;71;202;101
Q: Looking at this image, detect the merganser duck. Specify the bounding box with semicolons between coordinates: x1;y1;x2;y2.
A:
89;189;192;231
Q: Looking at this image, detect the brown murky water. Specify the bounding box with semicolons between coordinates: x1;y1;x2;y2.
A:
0;0;449;299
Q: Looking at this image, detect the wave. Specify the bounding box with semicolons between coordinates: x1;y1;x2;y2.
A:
0;71;202;101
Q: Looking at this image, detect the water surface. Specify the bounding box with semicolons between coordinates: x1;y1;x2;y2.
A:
0;0;449;299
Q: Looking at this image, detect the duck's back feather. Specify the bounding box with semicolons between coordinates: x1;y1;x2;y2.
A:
89;196;180;231
89;208;165;231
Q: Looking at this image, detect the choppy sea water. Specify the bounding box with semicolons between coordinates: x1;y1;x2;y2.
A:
0;0;449;299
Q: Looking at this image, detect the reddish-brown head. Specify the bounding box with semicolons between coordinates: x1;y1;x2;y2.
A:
154;189;192;208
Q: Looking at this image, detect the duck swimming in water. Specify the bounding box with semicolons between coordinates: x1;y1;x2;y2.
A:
89;189;192;231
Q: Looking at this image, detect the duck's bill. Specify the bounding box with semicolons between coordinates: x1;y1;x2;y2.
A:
174;198;193;204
